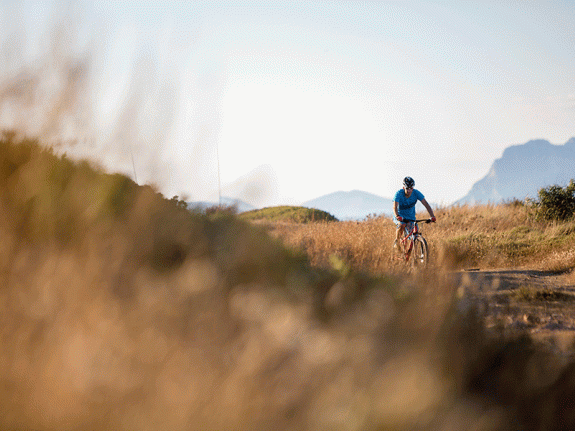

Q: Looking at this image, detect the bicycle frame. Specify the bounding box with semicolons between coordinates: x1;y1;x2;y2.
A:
400;223;418;261
398;219;431;263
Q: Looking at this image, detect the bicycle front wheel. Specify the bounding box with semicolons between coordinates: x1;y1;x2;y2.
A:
411;236;429;269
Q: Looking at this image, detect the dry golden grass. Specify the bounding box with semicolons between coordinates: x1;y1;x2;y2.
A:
263;217;396;276
262;203;575;275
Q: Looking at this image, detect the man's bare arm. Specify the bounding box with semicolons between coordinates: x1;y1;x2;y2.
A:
421;198;435;219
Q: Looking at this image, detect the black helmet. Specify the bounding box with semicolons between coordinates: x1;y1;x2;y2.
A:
403;176;415;188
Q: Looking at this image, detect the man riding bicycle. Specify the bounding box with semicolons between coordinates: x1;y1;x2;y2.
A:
393;176;436;252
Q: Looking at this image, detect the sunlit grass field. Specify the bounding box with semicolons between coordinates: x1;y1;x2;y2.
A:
2;132;575;430
258;201;575;277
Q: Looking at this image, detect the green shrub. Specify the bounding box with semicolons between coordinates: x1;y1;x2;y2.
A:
240;206;338;223
535;180;575;221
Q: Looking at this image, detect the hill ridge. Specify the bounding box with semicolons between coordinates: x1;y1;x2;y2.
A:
303;189;394;220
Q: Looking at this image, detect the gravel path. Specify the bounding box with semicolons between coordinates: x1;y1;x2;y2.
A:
451;268;575;353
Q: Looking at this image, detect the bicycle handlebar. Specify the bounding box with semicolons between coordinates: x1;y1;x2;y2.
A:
402;218;434;224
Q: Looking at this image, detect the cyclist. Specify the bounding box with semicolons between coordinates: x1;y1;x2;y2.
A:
393;176;436;252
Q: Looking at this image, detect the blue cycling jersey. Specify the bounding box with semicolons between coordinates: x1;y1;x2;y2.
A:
393;188;424;221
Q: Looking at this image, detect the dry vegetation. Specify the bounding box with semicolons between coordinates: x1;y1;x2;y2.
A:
3;132;575;431
264;202;575;278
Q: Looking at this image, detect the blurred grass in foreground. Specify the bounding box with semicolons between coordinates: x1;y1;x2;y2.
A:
2;132;575;430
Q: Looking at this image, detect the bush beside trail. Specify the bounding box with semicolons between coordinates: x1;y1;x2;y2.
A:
534;179;575;221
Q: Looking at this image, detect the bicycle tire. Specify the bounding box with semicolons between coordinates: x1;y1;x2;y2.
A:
411;235;429;269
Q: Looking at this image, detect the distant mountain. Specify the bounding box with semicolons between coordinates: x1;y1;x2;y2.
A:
187;196;255;213
302;190;394;220
456;137;575;205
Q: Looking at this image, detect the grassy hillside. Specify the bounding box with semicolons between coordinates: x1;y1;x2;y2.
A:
3;132;575;430
240;205;338;223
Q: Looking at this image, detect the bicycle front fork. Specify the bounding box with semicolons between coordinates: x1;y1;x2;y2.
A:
403;238;414;261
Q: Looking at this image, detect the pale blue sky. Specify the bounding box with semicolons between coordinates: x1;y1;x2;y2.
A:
1;1;574;206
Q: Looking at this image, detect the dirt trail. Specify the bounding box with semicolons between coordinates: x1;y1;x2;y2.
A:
451;268;575;352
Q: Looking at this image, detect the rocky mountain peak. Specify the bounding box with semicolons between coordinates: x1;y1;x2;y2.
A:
456;138;575;205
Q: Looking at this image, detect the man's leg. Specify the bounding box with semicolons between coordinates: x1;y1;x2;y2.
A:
394;224;405;252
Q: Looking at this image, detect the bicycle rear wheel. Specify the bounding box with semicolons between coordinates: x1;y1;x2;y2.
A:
411;236;429;269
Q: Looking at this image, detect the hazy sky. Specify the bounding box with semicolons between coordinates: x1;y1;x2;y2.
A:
2;1;574;207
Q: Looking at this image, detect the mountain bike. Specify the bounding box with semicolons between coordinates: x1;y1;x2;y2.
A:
393;219;432;270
